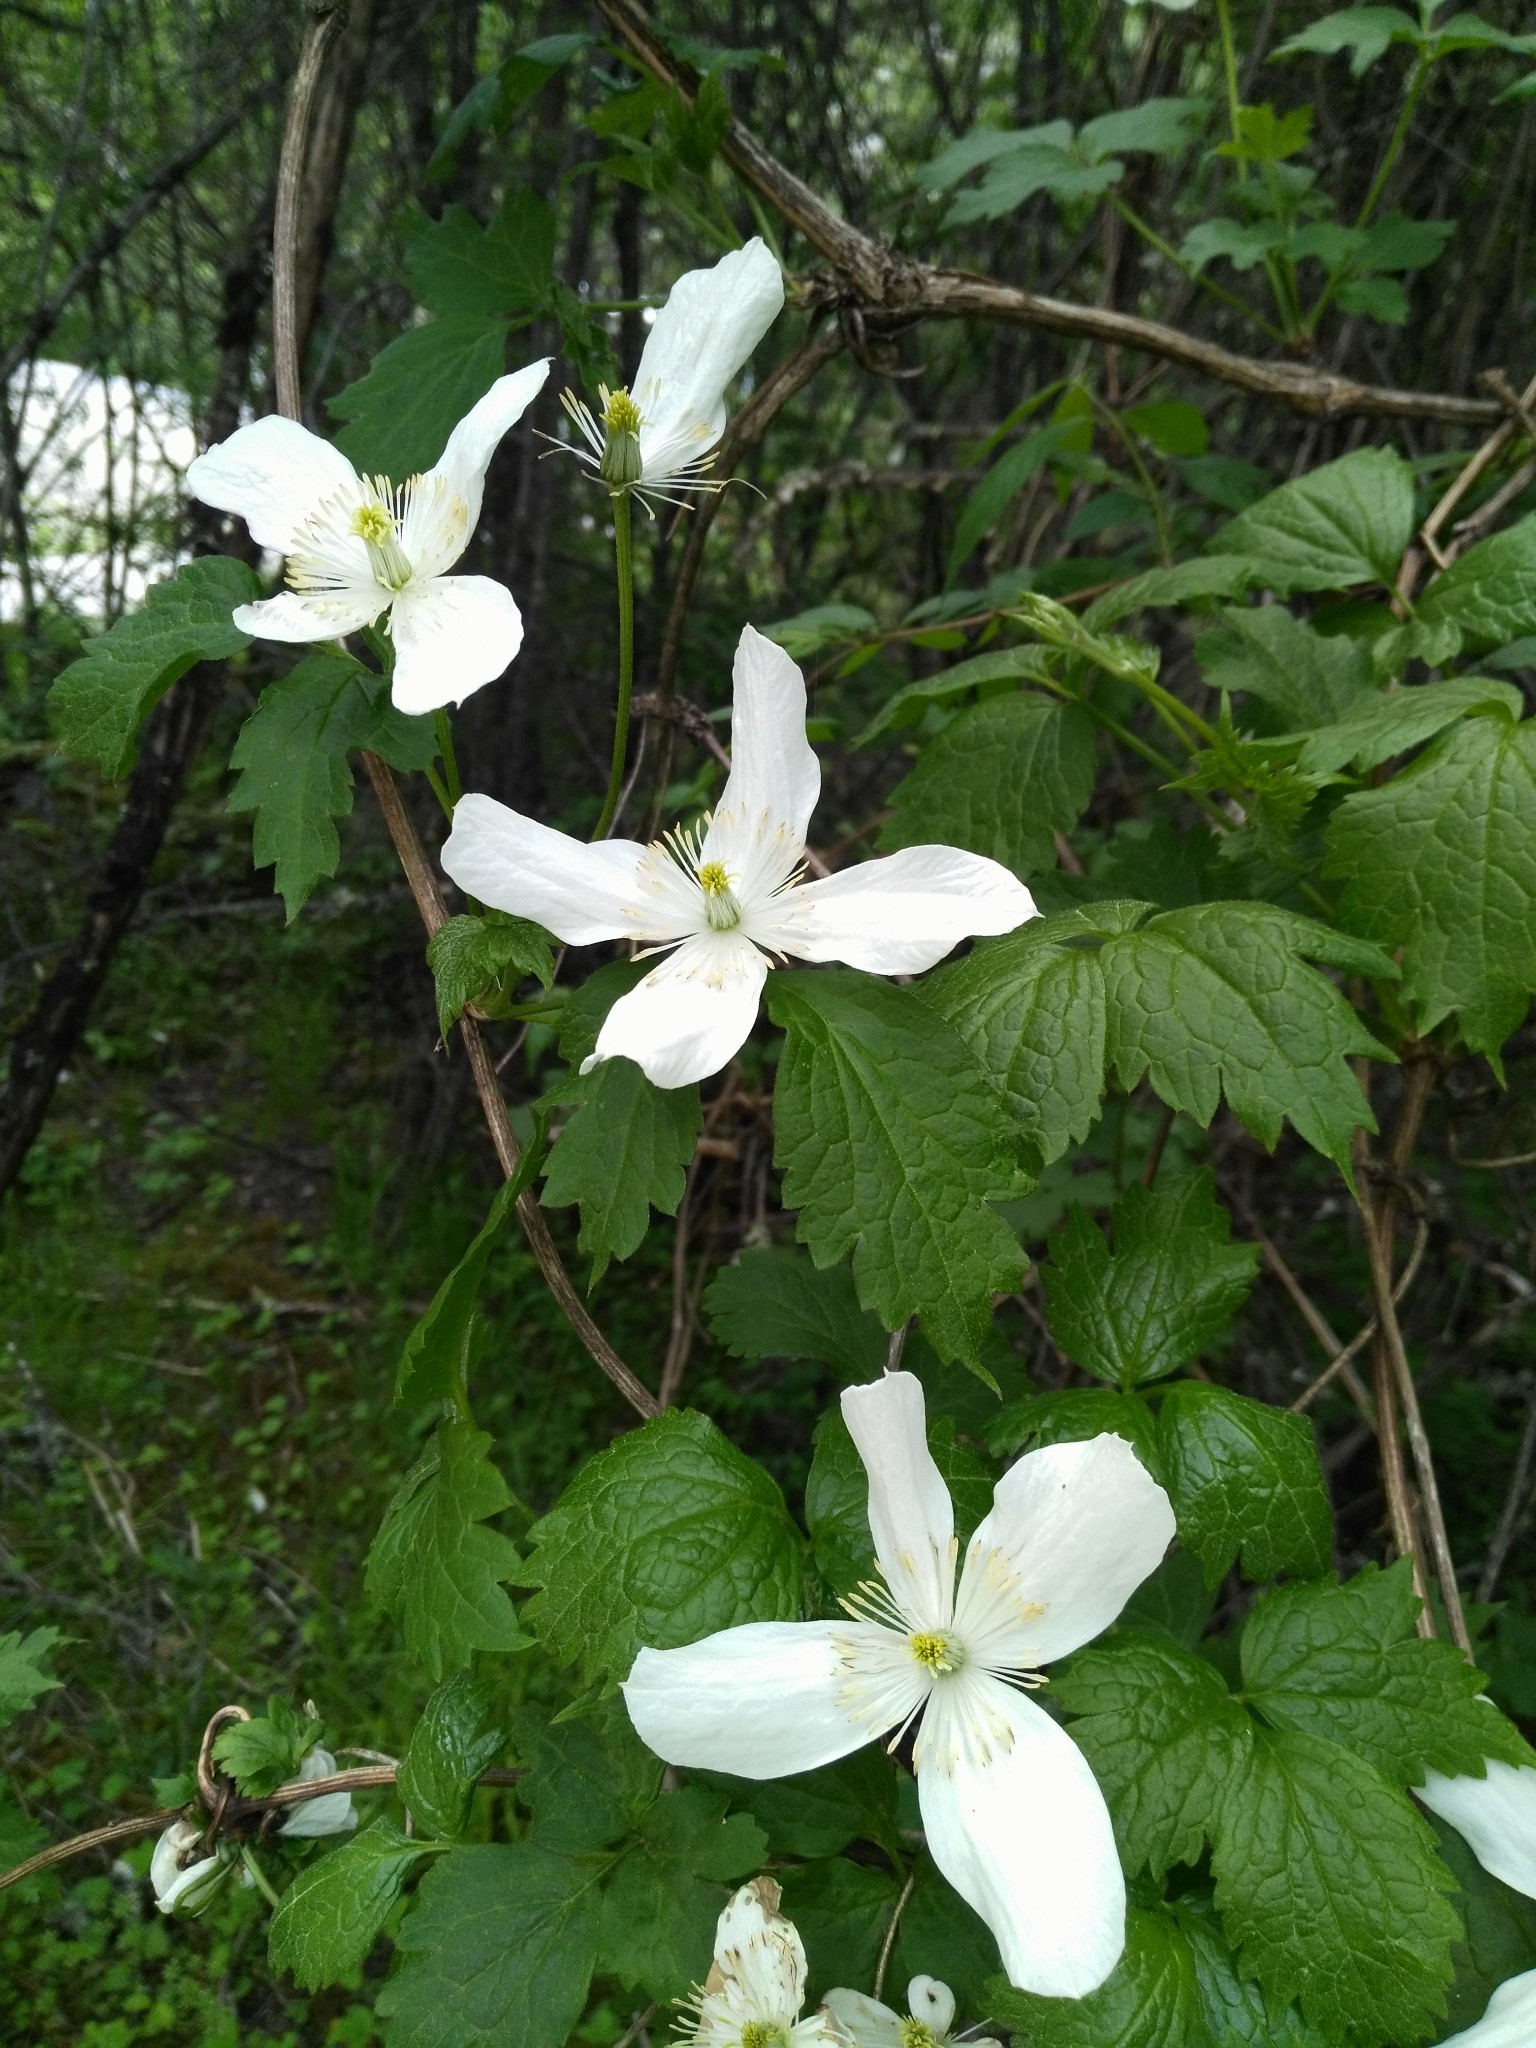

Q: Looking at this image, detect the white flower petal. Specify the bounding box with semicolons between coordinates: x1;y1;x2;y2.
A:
820;1988;905;2046
587;931;767;1088
769;845;1038;972
426;359;551;538
440;793;653;944
625;1621;891;1777
186;415;361;553
704;625;821;899
634;239;783;483
1418;1761;1536;1899
390;574;524;713
841;1371;955;1630
149;1818;226;1916
907;1977;956;2036
1439;1969;1536;2047
917;1676;1124;1997
955;1432;1174;1670
233;588;383;643
278;1746;358;1838
709;1878;809;2025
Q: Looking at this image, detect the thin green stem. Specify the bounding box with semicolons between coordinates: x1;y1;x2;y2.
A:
1085;387;1176;569
423;764;453;820
433;709;462;806
1355;52;1429;229
1111;196;1289;346
1030;674;1232;830
1214;0;1246;183
240;1846;282;1910
592;490;635;842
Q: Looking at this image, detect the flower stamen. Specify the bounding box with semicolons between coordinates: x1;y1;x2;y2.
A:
348;482;414;590
910;1630;961;1675
899;2023;941;2048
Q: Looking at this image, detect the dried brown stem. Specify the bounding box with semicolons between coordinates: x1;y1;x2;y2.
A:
359;754;658;1420
272;5;347;422
1477;1392;1536;1604
872;1862;917;2002
594;0;1503;430
1287;1217;1426;1421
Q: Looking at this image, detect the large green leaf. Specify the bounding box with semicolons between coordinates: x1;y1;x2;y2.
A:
395;1175;523;1407
878;691;1097;880
1175;1895;1332;2047
1194;606;1379;729
1040;1170;1258;1390
928;901;1390;1177
269;1820;436;1992
706;1750;902;1862
364;1421;528;1681
49;556;257;778
1295;674;1522;776
330;315;511;479
703;1248;888;1377
377;1843;602;2048
404;190;556;319
777;1856;902;2003
1057;1635;1255;1878
767;971;1027;1367
228;654;436;918
597;1786;766;2004
540;1058;701;1285
1212;1728;1460;2046
1326;705;1536;1062
519;1409;804;1685
1240;1562;1534;1783
987;1908;1216;2048
989;1387;1164;1477
508;1698;660;1855
1208;447;1415;594
1416;516;1536;652
1157;1383;1333;1588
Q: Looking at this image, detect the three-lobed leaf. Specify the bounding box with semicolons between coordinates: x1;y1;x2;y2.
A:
1040;1170;1259;1390
364;1420;528;1680
767;970;1027;1368
49;556;257;778
540;1058;701;1286
519;1409;804;1685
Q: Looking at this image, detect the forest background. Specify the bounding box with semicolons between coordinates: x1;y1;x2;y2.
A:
4;0;1536;2041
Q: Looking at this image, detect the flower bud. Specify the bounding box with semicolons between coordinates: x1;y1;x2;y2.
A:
278;1745;358;1838
149;1818;234;1917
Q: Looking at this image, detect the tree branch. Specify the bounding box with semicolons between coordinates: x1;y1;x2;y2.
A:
593;0;1502;429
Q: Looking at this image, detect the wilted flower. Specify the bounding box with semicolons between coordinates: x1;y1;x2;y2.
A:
623;1372;1176;1996
559;239;783;509
441;625;1036;1088
679;1876;840;2046
149;1817;231;1916
185;361;550;713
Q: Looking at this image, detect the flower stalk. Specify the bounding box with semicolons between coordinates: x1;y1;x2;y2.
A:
593;487;636;843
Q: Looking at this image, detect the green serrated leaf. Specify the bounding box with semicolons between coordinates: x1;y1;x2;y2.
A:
396;1177;520;1407
805;1407;994;1601
1158;1382;1333;1588
541;1058;702;1286
330;315;510;480
1326;706;1536;1063
269;1819;434;1992
509;1697;661;1854
405;190;556;320
1273;7;1418;77
703;1248;889;1377
877;692;1096;881
427;911;555;1038
377;1843;602;2048
988;1387;1164;1475
778;1856;902;2003
48;557;257;778
1212;1728;1461;2046
767;970;1026;1367
1082;555;1266;630
704;1749;902;1862
0;1627;65;1726
364;1420;528;1681
228;655;433;918
987;1906;1216;2048
1242;1562;1534;1783
1041;1171;1258;1390
854;646;1055;747
1057;1635;1254;1878
1208;447;1416;594
1417;514;1536;653
1295;674;1523;776
598;1838;734;2006
1195;606;1380;730
212;1701;315;1797
519;1410;803;1686
398;1675;504;1841
1175;1893;1332;2046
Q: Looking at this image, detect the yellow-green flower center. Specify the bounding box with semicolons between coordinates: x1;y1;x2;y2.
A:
900;2023;942;2048
910;1630;960;1675
698;860;742;932
349;492;413;590
740;2024;788;2048
599;383;644;488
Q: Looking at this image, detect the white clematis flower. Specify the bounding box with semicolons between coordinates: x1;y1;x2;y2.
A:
440;625;1036;1088
681;1875;841;2046
823;1974;999;2047
1416;1759;1536;2045
623;1373;1176;1997
277;1744;359;1838
185;360;550;714
149;1817;231;1916
560;238;783;506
